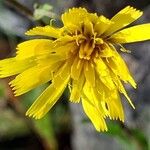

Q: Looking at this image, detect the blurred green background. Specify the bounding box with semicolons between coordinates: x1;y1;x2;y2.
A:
0;0;150;150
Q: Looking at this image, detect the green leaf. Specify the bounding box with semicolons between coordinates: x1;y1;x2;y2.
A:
22;84;57;149
131;129;149;150
0;83;5;97
33;3;57;20
33;114;55;140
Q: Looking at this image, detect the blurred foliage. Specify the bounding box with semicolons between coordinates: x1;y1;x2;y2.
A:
21;85;72;150
33;115;58;150
82;118;149;150
33;3;57;20
21;85;58;149
0;6;28;37
0;82;5;97
33;3;62;27
0;109;29;139
106;121;149;150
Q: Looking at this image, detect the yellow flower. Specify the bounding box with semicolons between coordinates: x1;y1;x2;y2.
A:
0;6;150;131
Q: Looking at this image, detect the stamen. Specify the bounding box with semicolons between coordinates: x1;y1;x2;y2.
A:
95;38;104;44
95;51;99;58
79;41;94;60
91;33;97;48
118;44;131;53
75;30;80;46
49;19;56;26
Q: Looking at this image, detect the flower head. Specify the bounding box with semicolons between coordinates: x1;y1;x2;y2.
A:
0;6;150;131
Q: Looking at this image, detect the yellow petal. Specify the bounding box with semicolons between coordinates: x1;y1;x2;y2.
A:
93;78;124;121
104;47;136;88
104;6;143;36
16;39;53;59
99;43;115;57
36;54;65;68
52;59;71;89
94;58;109;76
9;63;61;96
61;8;88;32
26;62;71;119
54;42;78;62
94;75;124;121
110;72;135;109
109;24;150;43
105;90;124;121
71;57;84;80
83;19;94;36
0;57;35;78
82;73;124;121
94;15;113;36
70;72;85;103
82;95;108;132
95;78;108;100
25;26;63;38
91;87;108;117
95;78;124;121
83;82;107;117
53;36;75;48
88;13;99;24
94;58;115;90
84;61;95;86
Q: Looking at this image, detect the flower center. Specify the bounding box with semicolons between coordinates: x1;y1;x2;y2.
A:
65;22;107;60
79;39;94;60
78;35;105;60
